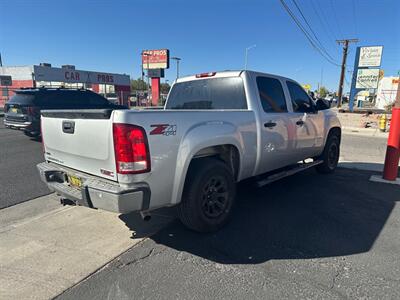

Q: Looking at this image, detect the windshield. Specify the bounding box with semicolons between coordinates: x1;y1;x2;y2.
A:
166;77;247;109
8;94;36;105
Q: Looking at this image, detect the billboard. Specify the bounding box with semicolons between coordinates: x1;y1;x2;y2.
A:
356;69;380;89
142;49;169;69
358;46;383;67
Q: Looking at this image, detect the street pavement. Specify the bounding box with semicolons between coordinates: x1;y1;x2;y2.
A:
0;117;50;208
57;168;400;299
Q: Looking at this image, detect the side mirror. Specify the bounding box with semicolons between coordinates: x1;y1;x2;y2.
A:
316;99;331;110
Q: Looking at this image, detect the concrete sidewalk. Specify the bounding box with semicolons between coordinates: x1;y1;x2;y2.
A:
0;194;173;300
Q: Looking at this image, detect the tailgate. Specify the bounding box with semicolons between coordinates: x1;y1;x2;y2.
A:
41;109;118;181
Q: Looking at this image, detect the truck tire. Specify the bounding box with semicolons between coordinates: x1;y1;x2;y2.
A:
316;134;340;174
178;158;236;233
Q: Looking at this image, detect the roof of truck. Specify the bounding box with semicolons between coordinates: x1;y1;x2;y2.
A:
175;70;294;84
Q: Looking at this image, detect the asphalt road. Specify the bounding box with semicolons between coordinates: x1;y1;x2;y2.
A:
0;117;50;208
57;168;400;299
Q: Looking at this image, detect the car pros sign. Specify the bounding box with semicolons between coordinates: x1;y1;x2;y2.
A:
33;65;130;85
142;49;169;69
356;69;380;89
358;46;383;67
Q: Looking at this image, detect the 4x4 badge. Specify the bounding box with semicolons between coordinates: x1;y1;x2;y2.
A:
150;124;177;136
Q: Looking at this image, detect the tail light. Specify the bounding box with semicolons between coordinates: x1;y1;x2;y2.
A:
113;123;151;174
26;106;40;116
40;117;45;153
196;72;216;78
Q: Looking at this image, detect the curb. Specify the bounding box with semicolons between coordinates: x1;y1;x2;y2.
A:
342;126;388;138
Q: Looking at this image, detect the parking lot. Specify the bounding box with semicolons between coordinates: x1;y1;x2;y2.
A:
0;118;51;208
1;116;400;299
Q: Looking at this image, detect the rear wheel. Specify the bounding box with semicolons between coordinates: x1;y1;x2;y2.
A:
24;131;40;138
316;134;340;174
178;158;236;232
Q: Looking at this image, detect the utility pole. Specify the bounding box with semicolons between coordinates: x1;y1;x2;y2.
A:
336;39;358;107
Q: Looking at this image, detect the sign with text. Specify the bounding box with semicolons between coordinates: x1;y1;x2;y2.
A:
356;69;380;89
33;65;130;85
358;46;383;67
142;49;169;69
0;75;12;86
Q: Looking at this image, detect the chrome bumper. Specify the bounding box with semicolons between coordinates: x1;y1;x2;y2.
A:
37;162;150;214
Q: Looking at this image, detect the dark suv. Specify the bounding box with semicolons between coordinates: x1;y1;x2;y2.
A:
4;88;126;137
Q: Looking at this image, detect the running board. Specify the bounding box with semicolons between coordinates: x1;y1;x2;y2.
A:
256;160;323;188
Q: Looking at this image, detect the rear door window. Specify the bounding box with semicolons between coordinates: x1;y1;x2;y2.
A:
256;77;288;113
166;77;247;109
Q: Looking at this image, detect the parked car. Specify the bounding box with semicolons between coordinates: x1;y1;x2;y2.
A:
37;70;341;232
4;88;126;137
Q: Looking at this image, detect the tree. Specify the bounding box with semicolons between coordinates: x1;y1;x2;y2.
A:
318;86;329;98
160;83;171;94
131;78;148;91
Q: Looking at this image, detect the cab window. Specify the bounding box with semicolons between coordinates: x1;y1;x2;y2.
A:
256;77;287;113
286;81;315;113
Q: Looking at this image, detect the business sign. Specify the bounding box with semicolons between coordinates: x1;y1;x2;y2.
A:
33;65;130;85
142;49;169;69
358;46;383;67
356;69;380;89
148;68;165;78
0;75;12;86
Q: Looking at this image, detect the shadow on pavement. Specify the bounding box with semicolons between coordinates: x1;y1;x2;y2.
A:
339;161;400;173
120;168;400;264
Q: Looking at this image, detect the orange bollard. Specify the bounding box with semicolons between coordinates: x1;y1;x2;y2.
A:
383;107;400;181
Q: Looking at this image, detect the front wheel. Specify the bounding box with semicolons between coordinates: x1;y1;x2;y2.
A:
177;158;236;233
316;134;340;174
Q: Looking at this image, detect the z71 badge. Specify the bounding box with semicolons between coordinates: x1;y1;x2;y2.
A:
150;124;177;136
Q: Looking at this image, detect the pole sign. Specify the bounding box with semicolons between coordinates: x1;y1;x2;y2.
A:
0;75;12;86
358;46;383;67
349;46;384;111
356;69;380;89
142;49;169;69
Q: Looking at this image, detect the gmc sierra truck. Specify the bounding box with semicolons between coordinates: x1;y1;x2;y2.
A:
37;70;341;232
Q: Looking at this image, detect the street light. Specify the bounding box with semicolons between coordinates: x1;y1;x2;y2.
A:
244;45;256;70
171;57;181;80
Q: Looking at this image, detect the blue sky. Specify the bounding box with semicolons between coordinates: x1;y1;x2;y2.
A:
0;0;399;91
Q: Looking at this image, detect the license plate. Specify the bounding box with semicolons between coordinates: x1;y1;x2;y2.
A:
10;108;18;113
68;175;82;188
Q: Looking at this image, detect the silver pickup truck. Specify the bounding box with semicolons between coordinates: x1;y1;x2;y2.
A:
37;70;341;232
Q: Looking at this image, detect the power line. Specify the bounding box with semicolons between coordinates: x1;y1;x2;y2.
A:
309;0;339;51
330;0;344;38
290;0;336;62
279;0;341;67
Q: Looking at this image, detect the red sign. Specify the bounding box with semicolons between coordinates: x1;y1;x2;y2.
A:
142;49;169;69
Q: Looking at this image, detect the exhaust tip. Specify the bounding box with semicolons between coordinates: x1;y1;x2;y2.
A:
140;211;152;221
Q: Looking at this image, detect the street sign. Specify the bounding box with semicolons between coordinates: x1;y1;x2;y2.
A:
0;75;12;86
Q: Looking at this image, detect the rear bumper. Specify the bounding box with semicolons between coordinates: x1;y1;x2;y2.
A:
37;162;150;214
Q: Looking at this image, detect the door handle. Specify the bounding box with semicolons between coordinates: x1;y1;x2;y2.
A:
264;122;277;128
296;120;304;126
